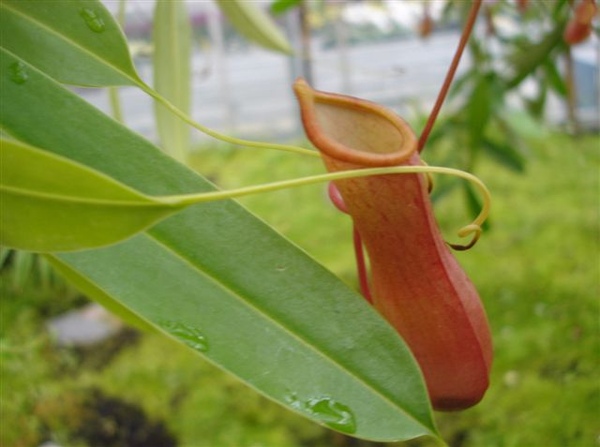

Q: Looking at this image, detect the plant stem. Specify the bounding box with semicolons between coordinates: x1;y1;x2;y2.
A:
109;88;124;124
162;165;491;248
418;0;483;152
140;83;320;158
108;0;127;124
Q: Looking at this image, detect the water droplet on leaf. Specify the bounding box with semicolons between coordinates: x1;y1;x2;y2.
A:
160;320;209;353
79;8;106;33
9;61;28;85
285;392;356;434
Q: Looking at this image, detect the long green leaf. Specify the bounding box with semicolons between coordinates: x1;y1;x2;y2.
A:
271;0;303;15
0;138;181;252
543;59;568;97
216;0;293;54
506;26;565;89
0;48;438;441
467;75;492;147
481;136;525;173
0;0;140;86
153;1;192;162
46;254;157;333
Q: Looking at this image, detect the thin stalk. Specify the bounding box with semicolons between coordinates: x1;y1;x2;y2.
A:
418;0;483;152
160;165;491;248
108;0;127;124
139;83;320;158
108;88;124;124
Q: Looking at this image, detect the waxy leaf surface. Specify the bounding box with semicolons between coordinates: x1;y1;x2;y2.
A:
0;138;180;252
0;49;438;441
0;0;140;86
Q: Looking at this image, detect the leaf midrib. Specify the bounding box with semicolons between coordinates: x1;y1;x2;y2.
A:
145;227;433;432
0;184;171;208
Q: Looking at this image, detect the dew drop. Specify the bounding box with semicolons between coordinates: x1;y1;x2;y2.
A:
285;393;356;434
306;397;356;434
79;8;106;33
9;61;28;85
160;320;209;353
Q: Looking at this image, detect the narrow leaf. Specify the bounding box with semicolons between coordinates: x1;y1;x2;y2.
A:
153;1;192;162
506;26;565;88
0;0;140;86
271;0;303;15
481;137;526;172
1;49;438;441
216;0;293;54
544;59;568;97
0;139;180;252
467;75;492;146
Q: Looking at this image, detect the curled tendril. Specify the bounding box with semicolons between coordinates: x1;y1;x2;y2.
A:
419;160;482;251
163;163;491;251
449;223;481;251
322;164;489;252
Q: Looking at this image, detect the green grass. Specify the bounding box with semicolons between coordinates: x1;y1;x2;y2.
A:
1;132;598;447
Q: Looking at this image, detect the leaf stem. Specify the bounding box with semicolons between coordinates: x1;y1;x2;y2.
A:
160;165;491;247
418;0;483;152
139;82;320;158
108;88;124;123
107;0;127;124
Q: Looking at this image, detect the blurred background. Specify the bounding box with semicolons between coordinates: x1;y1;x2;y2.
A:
2;1;599;446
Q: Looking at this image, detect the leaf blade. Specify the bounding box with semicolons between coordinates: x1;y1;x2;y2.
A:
0;0;140;86
216;0;293;54
45;254;157;333
0;48;438;441
1;139;179;252
271;0;303;15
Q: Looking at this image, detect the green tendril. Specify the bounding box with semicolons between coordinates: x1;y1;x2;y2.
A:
136;83;488;249
158;165;491;249
140;83;320;158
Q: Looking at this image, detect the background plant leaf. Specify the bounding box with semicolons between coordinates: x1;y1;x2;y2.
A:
543;59;568;97
481;137;525;173
0;138;181;252
216;0;293;54
467;75;492;147
270;0;303;15
0;0;140;86
506;27;565;88
0;48;439;442
153;1;192;162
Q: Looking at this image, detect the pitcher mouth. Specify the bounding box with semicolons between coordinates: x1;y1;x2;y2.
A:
293;78;417;167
